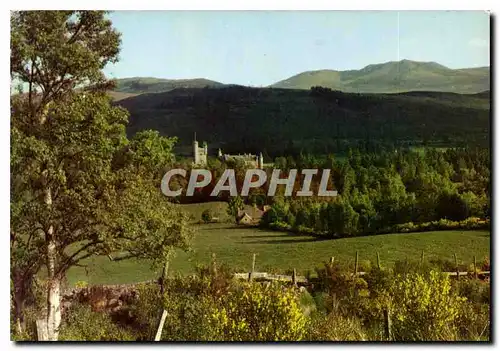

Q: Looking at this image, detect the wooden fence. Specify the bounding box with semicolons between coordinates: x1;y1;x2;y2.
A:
56;250;489;342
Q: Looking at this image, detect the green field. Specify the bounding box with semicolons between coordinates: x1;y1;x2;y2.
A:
66;221;490;287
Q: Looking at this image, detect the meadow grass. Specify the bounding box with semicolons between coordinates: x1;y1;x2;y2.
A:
66;222;490;287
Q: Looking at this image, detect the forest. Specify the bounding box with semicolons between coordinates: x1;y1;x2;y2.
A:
117;84;490;157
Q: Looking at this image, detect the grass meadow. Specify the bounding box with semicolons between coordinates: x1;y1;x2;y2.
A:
66;210;490;286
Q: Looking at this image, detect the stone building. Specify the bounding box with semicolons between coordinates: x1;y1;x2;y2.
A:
192;134;264;169
192;136;208;166
217;148;264;169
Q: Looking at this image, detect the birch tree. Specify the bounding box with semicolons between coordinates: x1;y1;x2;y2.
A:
10;11;192;340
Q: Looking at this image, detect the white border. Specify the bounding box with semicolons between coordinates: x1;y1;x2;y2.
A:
2;2;498;350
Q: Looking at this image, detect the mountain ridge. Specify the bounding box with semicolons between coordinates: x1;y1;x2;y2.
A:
269;60;490;94
113;77;225;94
110;60;490;95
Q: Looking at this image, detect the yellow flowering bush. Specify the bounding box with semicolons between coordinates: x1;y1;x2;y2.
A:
390;270;467;341
205;282;308;341
74;280;88;289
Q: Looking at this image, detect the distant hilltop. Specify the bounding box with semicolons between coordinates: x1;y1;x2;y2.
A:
269;60;490;94
111;59;490;96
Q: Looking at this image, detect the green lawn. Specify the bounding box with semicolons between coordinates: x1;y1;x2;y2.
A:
66;222;490;287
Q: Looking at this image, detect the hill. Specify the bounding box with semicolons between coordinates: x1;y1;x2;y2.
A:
116;85;490;156
113;77;225;94
270;60;490;94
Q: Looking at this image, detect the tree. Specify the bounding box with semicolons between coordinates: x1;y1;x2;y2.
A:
436;191;469;221
10;11;192;341
201;209;213;223
227;196;244;223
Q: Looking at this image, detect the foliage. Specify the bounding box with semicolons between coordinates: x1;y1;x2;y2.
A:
455;278;490;305
307;313;367;341
227;196;244;223
205;282;308;341
58;303;136;341
124;283;163;341
389;271;467;341
118;83;489;156
10;10;193;340
201;209;213;223
74;281;88;289
260;148;490;239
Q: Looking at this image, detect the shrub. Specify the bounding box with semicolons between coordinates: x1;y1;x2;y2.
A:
389;271;467;341
455;301;490;341
298;289;317;317
393;259;434;275
359;268;394;323
455;278;490;305
125;283;163;340
205;282;308;341
307;313;367;341
157;262;236;341
160;289;217;341
74;280;88;289
201;209;213;223
314;262;356;298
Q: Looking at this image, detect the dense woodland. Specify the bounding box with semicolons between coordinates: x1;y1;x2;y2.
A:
169;146;490;237
118;85;490;157
260;147;490;237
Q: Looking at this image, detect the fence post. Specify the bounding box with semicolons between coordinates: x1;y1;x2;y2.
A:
159;257;170;295
211;253;217;275
420;250;425;266
473;255;478;279
154;310;168;341
454;253;459;280
377;252;381;270
383;306;392;341
249;253;256;281
330;256;335;266
292;268;297;286
354;251;359;276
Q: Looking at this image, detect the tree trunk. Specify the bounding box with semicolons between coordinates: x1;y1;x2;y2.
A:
46;239;61;341
13;283;25;336
44;187;61;341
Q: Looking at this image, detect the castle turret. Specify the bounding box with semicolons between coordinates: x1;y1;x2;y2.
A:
218;148;222;157
258;152;264;169
193;133;200;165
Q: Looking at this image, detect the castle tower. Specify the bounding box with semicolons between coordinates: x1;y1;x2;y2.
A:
258;152;264;169
217;148;222;157
193;133;200;165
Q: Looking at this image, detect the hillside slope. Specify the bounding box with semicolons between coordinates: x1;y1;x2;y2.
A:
270;60;490;94
114;77;225;94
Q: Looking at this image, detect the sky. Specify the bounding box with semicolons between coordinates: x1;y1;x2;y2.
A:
104;11;490;87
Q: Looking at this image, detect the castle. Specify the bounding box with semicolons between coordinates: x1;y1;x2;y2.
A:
193;135;263;169
192;136;208;166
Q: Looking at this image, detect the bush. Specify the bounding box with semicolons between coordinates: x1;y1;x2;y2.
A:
59;303;136;341
158;262;235;341
125;283;163;340
393;259;434;275
201;209;213;223
455;301;490;341
389;271;467;341
393;217;490;234
205;282;308;341
307;313;367;341
455;278;490;305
